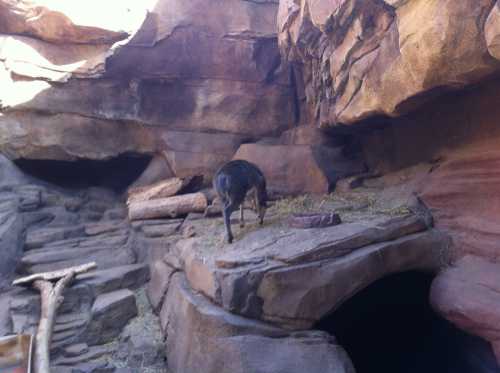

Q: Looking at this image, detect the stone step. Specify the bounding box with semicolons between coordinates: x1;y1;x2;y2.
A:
78;233;129;249
53;344;116;366
75;263;150;298
20;244;136;274
25;225;86;250
30;231;129;254
52;361;113;373
84;222;127;237
54;315;88;334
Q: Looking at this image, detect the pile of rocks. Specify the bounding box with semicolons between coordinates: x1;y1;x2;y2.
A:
0;156;170;372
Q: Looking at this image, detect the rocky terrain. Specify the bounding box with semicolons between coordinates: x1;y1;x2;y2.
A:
2;0;500;372
0;155;171;372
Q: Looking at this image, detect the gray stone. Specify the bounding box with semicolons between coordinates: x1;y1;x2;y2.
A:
0;295;12;336
54;344;116;366
147;261;176;312
64;343;90;358
85;290;138;345
0;154;29;187
25;225;86;250
76;264;150;298
0;199;23;289
20;242;136;274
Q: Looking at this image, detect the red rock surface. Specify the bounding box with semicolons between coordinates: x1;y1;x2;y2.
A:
430;255;500;360
278;0;500;127
233;143;364;195
0;0;294;181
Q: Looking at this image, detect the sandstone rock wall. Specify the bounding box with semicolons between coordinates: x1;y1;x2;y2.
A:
279;0;500;127
359;76;500;262
0;0;295;180
358;75;500;363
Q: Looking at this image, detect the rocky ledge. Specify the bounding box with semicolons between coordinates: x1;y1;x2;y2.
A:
148;199;451;372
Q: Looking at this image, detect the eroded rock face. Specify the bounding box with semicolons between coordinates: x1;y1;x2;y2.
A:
279;0;500;127
0;0;294;178
233;143;365;195
159;272;355;373
430;256;500;361
144;206;451;372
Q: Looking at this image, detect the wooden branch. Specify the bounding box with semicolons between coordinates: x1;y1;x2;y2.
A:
12;262;97;373
13;262;97;286
128;192;207;220
127;177;193;205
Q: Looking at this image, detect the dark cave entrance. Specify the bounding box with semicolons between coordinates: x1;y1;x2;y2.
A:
15;155;152;192
316;271;500;373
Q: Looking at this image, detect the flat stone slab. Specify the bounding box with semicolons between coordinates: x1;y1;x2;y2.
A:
217;214;428;267
166;214;449;328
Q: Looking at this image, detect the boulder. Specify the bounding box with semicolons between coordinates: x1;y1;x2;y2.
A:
278;0;499;127
233;143;365;195
161;272;355;373
430;255;500;363
160;130;246;179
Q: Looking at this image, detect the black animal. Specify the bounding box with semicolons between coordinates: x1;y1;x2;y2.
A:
213;160;268;243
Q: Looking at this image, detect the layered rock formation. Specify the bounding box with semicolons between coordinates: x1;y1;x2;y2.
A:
278;0;500;127
0;0;295;180
145;197;450;372
277;0;500;363
0;157;170;371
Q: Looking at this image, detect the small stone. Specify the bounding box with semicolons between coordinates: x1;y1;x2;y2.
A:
287;212;341;229
64;343;89;357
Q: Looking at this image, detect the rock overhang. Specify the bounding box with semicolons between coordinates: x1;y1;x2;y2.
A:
163;213;450;329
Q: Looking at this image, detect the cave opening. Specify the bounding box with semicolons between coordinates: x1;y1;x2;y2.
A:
15;154;152;192
316;271;500;373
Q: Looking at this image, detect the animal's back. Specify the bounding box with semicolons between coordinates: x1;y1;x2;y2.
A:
213;160;265;201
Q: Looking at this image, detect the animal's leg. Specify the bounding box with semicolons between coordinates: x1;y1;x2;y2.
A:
223;202;236;243
252;189;258;213
239;203;245;228
253;189;264;225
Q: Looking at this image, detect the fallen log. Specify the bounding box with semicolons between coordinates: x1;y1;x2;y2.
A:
13;262;97;373
128;192;208;220
127;177;193;204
